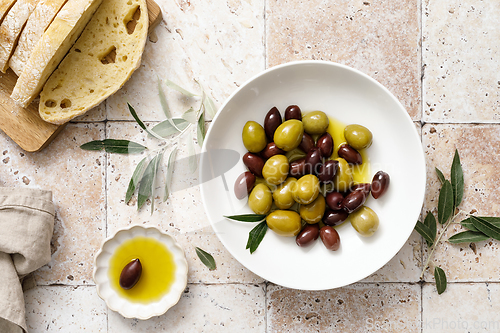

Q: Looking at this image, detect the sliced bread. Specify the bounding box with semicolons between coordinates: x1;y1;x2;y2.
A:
10;0;102;108
0;0;16;24
9;0;68;76
0;0;40;73
39;0;148;124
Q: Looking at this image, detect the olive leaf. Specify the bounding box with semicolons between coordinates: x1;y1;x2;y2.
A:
435;167;446;184
437;180;454;224
187;131;198;173
225;214;267;222
448;230;490;244
164;147;177;202
137;154;161;210
151;118;189;138
157;78;172;119
434;266;447;295
470;216;500;241
195;247;216;270
423;211;437;247
197;111;205;148
182;107;197;124
150;151;164;214
127;103;164;140
164;79;197;97
415;221;434;247
125;156;149;203
80;139;147;154
450;149;464;208
203;92;217;119
461;216;500;232
246;221;268;254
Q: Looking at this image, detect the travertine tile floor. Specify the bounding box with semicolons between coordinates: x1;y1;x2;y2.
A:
1;0;500;332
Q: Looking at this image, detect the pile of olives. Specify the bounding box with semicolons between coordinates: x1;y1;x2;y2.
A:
234;105;390;251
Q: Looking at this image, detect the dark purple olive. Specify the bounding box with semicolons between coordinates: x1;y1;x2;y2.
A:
299;132;315;153
372;171;390;199
261;142;285;160
264;107;282;140
342;189;368;213
295;224;320;247
242;152;265;177
317;160;339;183
319;226;341;251
350;183;371;197
317;133;333;158
323;209;349;226
325;191;344;210
120;259;142;290
284;105;302;120
305;147;322;174
338;144;362;165
234;171;255;199
289;158;306;178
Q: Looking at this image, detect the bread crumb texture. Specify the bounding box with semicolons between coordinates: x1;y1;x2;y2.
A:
10;0;102;108
39;0;148;124
9;0;68;76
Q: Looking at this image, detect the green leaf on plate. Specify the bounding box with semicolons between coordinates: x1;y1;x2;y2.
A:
195;247;216;270
125;156;149;203
246;221;268;254
164;147;177;202
151;118;190;138
450;149;464;208
80;139;147;154
415;221;435;247
434;266;447;295
438;180;454;224
448;230;490;244
470;216;500;241
435;167;446;184
224;214;267;222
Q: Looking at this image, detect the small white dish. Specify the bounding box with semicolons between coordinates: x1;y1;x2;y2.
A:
199;60;426;290
93;225;188;320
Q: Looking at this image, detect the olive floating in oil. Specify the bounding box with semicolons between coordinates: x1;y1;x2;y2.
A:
119;258;142;290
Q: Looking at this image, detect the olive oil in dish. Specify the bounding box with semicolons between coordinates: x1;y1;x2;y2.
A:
327;117;370;183
109;236;176;303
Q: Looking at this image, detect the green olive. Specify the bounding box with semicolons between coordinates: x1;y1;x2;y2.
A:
266;210;302;237
302;111;329;135
292;174;320;205
285;148;306;163
248;183;272;215
262;154;289;186
344;124;373;150
333;158;353;192
299;194;326;224
242;121;267;153
273;120;304;152
273;177;297;209
350;206;379;237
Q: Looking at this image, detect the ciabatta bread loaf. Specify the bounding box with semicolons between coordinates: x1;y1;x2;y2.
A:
9;0;68;76
0;0;39;73
0;0;16;24
39;0;148;124
10;0;102;108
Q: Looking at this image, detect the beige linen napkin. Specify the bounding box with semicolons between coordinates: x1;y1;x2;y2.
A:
0;187;55;333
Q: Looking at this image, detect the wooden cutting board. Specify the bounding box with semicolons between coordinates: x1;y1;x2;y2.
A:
0;0;162;152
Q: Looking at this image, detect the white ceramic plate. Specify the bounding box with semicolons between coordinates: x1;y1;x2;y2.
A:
199;61;426;290
93;225;188;319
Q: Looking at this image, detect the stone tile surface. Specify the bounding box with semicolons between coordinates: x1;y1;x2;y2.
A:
422;0;500;122
422;124;500;281
266;0;421;120
0;124;106;285
105;121;264;284
108;284;266;332
71;103;106;122
422;283;500;332
267;283;421;332
24;286;107;332
106;0;265;121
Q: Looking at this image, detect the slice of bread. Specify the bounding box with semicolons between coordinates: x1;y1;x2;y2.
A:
39;0;148;124
10;0;102;108
0;0;17;24
9;0;68;76
0;0;39;73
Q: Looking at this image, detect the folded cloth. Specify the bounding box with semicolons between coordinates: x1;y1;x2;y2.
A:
0;187;55;333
